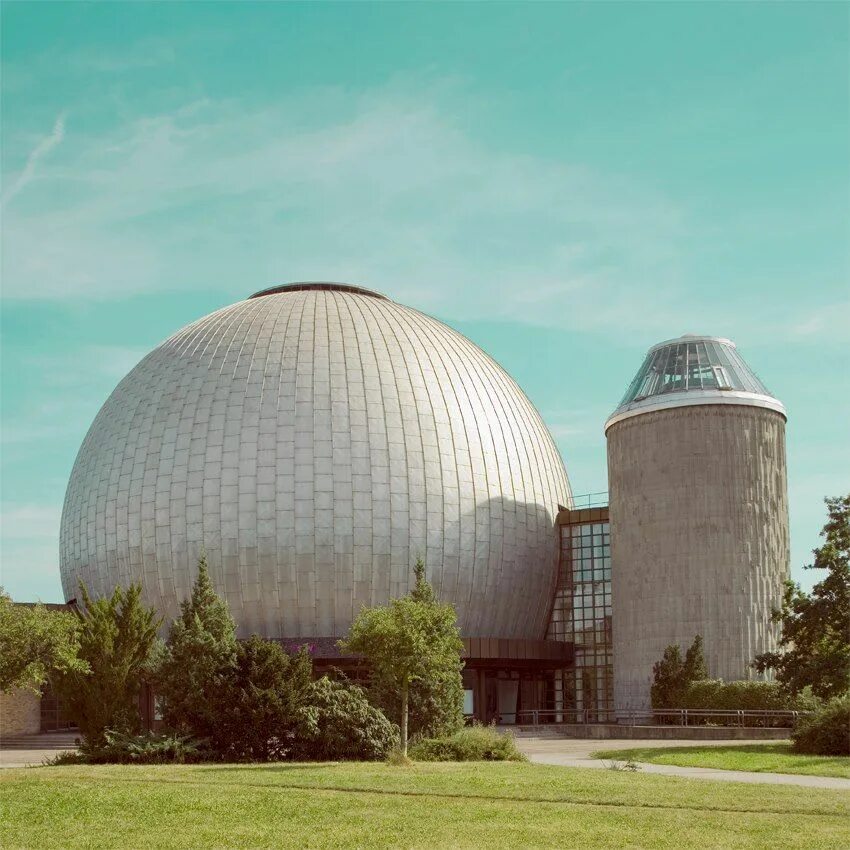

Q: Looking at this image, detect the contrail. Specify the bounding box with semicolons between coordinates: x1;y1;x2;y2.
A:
2;112;67;207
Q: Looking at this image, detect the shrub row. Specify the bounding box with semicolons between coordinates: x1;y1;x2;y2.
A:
680;679;821;713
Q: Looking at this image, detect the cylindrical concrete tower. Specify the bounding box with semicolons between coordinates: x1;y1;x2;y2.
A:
605;335;789;717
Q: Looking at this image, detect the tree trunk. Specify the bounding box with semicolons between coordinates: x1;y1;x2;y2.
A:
400;677;409;757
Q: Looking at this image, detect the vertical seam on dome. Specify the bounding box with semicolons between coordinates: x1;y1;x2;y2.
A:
360;297;431;602
424;320;531;635
334;291;377;615
357;294;418;602
412;313;523;635
271;293;299;638
348;293;400;608
387;304;477;621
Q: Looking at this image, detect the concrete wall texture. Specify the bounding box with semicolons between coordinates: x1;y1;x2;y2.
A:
607;404;789;716
0;688;41;738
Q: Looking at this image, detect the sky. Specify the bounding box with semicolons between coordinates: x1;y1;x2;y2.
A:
1;1;848;602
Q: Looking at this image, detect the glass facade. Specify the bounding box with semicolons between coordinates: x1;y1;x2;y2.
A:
618;337;772;407
547;517;613;721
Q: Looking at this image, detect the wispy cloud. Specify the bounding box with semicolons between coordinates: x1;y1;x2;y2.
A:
789;301;850;338
0;87;692;335
2;112;67;207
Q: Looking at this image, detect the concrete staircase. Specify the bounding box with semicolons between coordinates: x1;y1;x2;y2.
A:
1;731;79;750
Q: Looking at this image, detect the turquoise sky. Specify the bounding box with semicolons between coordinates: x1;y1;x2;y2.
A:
2;2;847;602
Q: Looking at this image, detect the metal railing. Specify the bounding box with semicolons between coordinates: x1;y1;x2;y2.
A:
515;708;617;725
567;492;609;510
506;708;810;728
621;709;810;728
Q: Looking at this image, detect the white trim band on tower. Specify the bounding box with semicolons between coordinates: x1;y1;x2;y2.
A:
604;390;788;433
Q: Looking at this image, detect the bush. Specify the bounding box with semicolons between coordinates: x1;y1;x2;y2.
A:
57;730;206;765
682;679;789;711
676;679;822;726
408;724;526;762
291;677;398;761
214;636;314;761
792;695;850;755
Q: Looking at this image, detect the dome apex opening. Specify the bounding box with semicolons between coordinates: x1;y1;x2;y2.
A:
249;282;388;300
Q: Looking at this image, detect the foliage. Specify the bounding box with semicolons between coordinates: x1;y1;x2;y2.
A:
754;495;850;699
340;558;463;755
594;744;850;779
215;636;314;761
52;583;160;747
75;729;206;764
650;635;707;708
0;590;88;693
408;724;526;762
156;553;238;741
367;560;464;740
683;634;708;682
606;759;641;772
681;679;819;713
792;695;850;756
292;676;398;761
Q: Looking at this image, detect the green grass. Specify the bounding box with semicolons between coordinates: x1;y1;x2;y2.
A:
2;762;849;849
592;743;850;778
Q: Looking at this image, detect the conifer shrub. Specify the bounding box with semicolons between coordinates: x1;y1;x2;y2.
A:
51;730;204;765
214;637;315;761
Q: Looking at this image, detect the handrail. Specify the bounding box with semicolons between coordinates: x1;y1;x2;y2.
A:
621;709;809;728
506;707;810;727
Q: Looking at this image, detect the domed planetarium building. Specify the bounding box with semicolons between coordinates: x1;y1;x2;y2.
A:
59;284;789;725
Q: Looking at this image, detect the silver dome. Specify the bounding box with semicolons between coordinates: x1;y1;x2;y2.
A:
605;334;786;432
60;284;571;639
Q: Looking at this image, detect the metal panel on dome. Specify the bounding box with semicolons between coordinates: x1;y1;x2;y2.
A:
59;285;571;640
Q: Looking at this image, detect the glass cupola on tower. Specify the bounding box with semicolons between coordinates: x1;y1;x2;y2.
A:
604;334;786;432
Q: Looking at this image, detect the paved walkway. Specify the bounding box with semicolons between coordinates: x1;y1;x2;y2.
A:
0;732;78;768
516;736;850;790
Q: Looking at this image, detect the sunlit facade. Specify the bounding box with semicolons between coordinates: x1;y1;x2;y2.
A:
55;287;789;727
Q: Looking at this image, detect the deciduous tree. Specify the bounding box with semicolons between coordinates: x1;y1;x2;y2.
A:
0;591;87;693
754;495;850;699
367;560;464;739
340;559;463;756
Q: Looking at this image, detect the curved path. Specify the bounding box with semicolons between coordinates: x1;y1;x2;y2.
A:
516;736;850;790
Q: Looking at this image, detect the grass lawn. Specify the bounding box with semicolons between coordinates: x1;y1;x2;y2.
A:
592;743;850;778
2;762;849;850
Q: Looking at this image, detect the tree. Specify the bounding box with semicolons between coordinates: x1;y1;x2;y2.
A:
754;495;850;699
340;559;464;756
367;559;464;739
215;636;314;760
156;553;238;741
683;634;708;682
0;591;88;693
650;635;707;708
53;583;161;746
292;676;398;761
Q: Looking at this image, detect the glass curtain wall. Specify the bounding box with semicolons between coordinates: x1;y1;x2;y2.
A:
548;519;613;721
